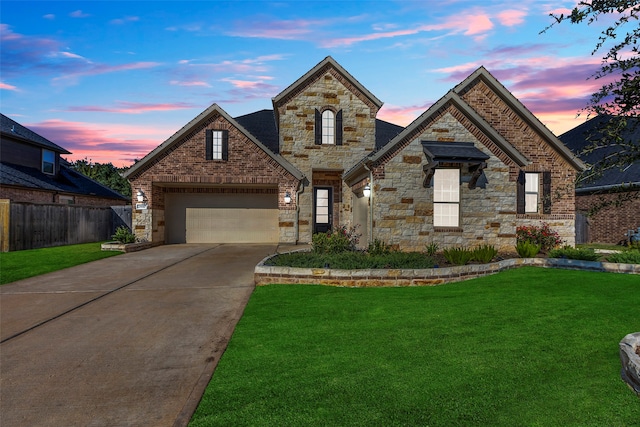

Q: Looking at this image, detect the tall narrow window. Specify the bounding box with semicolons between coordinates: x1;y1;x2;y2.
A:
525;172;539;213
42;149;55;174
206;129;228;160
433;168;460;227
322;110;335;145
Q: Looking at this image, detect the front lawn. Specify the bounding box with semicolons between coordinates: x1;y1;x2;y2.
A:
0;242;122;285
191;267;640;426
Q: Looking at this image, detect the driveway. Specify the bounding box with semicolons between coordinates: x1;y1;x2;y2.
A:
0;244;278;427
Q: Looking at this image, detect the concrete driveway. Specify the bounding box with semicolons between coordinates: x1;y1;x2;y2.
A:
0;243;278;427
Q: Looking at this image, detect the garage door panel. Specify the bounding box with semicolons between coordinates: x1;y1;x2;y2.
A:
164;192;279;244
186;208;278;243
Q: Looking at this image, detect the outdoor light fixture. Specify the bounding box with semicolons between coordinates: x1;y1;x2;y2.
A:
136;189;145;202
363;185;371;198
284;191;292;204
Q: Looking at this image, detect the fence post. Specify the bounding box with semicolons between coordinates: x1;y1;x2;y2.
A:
0;199;10;252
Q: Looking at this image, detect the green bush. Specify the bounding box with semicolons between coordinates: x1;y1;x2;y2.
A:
472;245;498;263
442;247;474;265
312;225;360;254
424;242;439;257
607;250;640;264
548;246;600;261
112;226;136;244
368;239;394;256
515;241;541;258
265;251;434;269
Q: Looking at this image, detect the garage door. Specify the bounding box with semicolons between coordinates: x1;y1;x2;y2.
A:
165;191;279;244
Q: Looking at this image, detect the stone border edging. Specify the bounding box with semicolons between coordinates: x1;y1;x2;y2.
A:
101;241;155;253
255;256;640;287
619;332;640;396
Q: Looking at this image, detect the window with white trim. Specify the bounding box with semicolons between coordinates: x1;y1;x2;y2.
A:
525;172;539;213
322;110;335;145
211;130;223;160
433;168;460;227
42;149;55;174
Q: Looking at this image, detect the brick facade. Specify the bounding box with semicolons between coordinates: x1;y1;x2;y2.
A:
128;109;300;243
576;191;640;244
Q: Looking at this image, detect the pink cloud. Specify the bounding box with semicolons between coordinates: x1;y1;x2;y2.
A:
322;12;494;48
497;10;527;26
66;101;198;114
52;61;161;85
227;18;322;40
0;81;18;91
110;16;139;25
378;103;433;127
70;10;90;18
170;80;211;87
27;119;173;167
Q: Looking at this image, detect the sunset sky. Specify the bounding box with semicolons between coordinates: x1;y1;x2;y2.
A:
1;1;615;167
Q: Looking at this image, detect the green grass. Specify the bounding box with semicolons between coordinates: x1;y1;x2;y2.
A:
191;267;640;427
0;242;122;285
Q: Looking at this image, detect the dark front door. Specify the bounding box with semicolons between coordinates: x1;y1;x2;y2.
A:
314;187;333;234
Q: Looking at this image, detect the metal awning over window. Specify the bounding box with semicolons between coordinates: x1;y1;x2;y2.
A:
422;141;490;189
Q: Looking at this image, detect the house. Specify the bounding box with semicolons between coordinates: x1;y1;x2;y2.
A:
560;115;640;244
0;113;128;207
125;56;585;251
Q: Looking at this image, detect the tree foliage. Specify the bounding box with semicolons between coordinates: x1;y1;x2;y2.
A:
545;1;639;180
70;158;132;197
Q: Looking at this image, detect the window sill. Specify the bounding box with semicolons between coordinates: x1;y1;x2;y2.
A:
434;227;463;233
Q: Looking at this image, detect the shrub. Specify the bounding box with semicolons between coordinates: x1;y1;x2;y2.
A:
442;247;474;265
607;250;640;264
548;246;600;261
112;226;136;244
515;241;541;258
264;251;434;269
516;223;563;252
472;245;498;263
424;242;439;257
312;225;360;254
368;239;394;256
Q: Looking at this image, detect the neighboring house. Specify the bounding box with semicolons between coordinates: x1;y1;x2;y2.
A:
560;115;640;244
0;113;128;207
125;56;585;251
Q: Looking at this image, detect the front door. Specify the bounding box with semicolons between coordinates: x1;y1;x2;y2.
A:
314;187;333;234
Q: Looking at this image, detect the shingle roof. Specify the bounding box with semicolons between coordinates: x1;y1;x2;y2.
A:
559;115;640;191
1;113;70;154
0;161;127;200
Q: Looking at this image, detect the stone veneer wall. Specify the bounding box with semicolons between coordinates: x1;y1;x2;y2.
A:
276;66;379;243
576;191;640;244
372;111;519;252
129;112;300;244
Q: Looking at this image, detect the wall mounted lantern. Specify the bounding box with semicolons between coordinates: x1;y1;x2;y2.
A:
136;189;145;202
284;191;292;204
362;185;371;198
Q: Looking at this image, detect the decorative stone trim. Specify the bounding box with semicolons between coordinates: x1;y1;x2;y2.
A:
255;256;640;287
101;241;155;253
620;333;640;396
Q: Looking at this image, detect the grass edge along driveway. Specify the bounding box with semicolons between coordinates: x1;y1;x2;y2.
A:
191;267;640;427
0;242;122;285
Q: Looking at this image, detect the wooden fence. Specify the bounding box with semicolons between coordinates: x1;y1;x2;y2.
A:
0;200;132;252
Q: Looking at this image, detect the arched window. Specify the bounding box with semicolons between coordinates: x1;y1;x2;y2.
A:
322;110;335;145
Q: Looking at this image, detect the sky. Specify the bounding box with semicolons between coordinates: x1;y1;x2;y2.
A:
0;0;619;167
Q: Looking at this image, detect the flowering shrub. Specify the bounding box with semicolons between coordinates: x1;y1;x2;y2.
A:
312;224;361;254
516;223;562;253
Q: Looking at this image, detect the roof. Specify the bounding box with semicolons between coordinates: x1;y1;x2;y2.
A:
1;113;71;154
422;141;490;163
124;104;304;181
559;115;640;192
0;161;127;200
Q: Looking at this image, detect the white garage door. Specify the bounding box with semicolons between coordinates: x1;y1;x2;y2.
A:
165;191;279;244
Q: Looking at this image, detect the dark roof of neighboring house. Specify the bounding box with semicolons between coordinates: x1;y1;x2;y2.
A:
0;113;71;154
559;115;640;191
0;161;128;200
233;109;403;154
